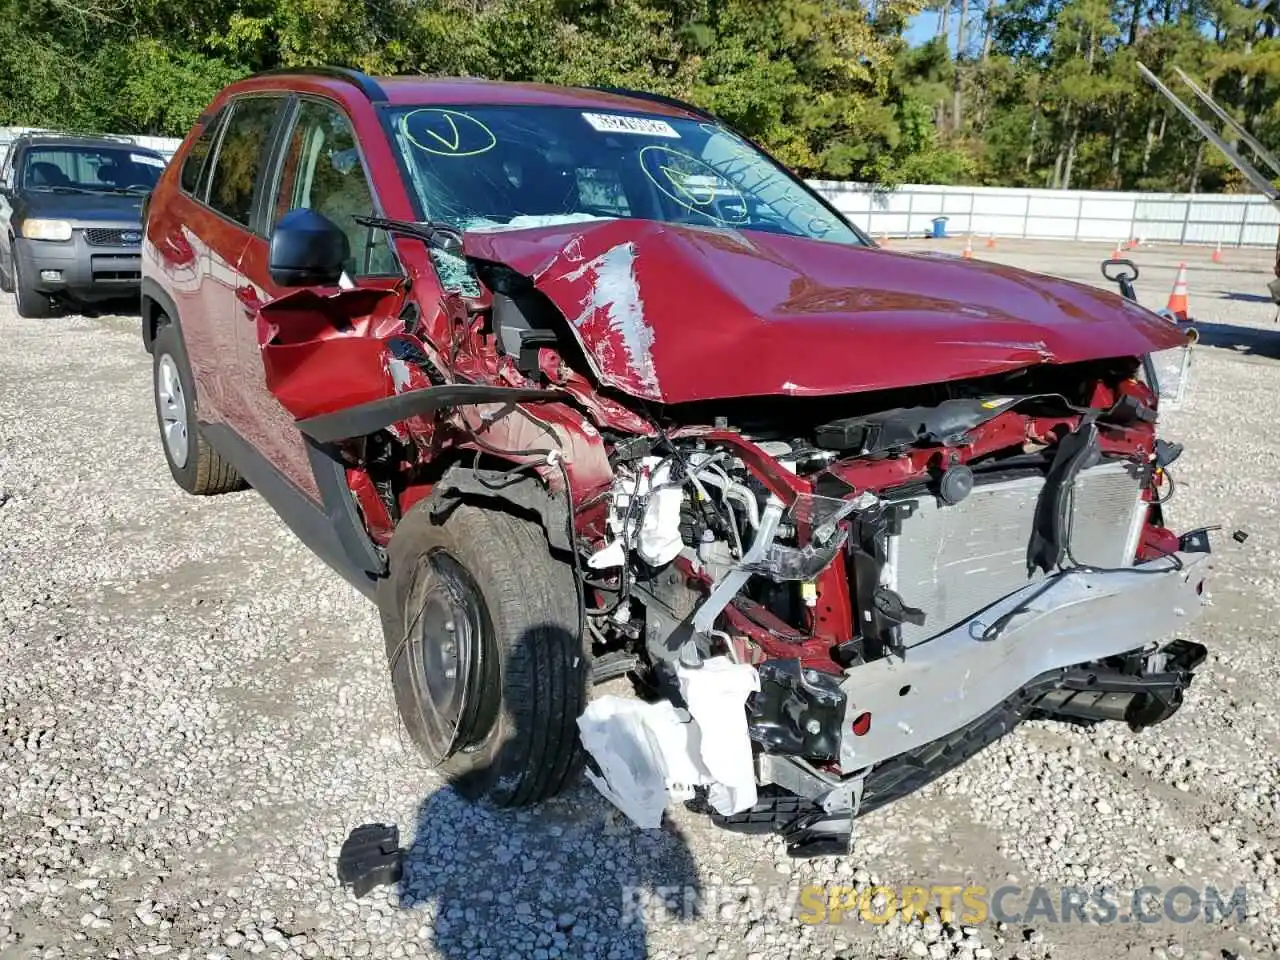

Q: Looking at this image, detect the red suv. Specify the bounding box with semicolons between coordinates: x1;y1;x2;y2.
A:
144;67;1210;855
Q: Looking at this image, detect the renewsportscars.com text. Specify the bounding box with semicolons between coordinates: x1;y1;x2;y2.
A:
621;884;1248;927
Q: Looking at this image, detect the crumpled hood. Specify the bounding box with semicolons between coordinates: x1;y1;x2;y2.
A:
462;219;1187;405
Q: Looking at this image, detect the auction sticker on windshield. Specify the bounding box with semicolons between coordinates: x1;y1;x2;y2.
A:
582;113;680;138
131;153;166;167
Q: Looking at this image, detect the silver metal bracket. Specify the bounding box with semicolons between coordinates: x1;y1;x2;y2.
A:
758;753;864;816
692;496;785;633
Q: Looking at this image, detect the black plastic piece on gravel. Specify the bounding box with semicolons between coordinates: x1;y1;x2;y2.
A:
714;793;815;835
715;795;853;856
337;823;404;898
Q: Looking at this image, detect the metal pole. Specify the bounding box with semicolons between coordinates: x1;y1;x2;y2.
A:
1175;67;1280;180
1137;62;1280;203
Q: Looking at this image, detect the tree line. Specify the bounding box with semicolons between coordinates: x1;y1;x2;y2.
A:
1;0;1276;192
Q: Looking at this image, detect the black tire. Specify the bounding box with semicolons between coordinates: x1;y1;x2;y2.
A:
151;323;243;495
12;251;54;319
379;501;587;807
0;243;13;294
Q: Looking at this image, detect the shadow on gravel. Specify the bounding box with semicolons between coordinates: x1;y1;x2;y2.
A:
397;621;703;959
74;295;142;318
1216;290;1275;304
400;787;702;959
1190;318;1280;359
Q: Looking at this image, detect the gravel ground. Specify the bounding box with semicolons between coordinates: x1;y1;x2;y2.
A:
1;238;1278;960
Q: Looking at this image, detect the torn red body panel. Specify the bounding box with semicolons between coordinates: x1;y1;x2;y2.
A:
256;286;402;421
463;220;1187;404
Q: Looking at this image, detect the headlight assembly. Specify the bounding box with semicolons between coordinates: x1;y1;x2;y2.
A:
21;219;73;241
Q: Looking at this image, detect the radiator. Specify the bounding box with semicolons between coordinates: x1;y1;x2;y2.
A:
884;460;1147;648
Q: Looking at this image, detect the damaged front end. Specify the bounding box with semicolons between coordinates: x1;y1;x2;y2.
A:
578;377;1213;856
256;212;1211;858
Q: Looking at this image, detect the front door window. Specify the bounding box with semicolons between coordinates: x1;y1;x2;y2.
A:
270;100;395;276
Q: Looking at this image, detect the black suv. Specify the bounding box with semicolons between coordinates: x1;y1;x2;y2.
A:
0;132;167;317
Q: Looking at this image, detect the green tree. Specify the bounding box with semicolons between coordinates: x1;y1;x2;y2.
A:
3;0;1280;191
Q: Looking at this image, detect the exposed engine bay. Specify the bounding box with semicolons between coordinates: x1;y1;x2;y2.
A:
563;361;1210;853
261;219;1212;857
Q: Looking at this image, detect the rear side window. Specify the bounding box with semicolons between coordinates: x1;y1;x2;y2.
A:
207;98;284;226
180;112;224;196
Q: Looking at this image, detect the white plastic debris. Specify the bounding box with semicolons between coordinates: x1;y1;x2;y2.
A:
677;657;760;816
576;697;705;829
592;456;685;569
586;540;626;570
576;657;760;828
636;460;684;566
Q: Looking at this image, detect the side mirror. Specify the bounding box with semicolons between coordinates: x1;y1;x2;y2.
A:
269;208;350;287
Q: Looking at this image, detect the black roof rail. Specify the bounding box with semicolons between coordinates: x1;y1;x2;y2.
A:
9;129;145;147
255;65;387;103
590;86;714;120
5;127;61;139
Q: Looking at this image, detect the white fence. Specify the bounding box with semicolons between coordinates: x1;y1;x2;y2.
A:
810;180;1280;248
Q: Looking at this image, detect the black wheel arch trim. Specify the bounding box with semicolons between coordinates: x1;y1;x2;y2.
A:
306;436;389;582
295;384;563;444
140;276;181;354
200;423;387;598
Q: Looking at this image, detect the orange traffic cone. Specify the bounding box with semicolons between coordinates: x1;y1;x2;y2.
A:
962;235;973;259
1111;241;1123;259
880;232;891;247
1166;262;1189;322
1211;241;1223;264
986;233;997;249
1125;237;1139;250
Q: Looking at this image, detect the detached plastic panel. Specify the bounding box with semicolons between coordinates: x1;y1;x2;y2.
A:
336;823;403;898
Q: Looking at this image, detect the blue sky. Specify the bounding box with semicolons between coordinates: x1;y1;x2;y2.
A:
905;10;942;47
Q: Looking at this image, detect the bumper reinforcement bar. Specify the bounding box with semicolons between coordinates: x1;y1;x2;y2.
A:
715;640;1206;857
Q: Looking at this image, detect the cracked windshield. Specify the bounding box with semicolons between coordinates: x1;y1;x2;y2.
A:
384;104;864;245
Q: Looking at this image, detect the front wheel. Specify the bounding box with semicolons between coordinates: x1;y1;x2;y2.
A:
378;501;587;807
0;243;14;294
12;251;54;319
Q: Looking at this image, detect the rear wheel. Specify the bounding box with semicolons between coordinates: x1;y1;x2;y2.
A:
151;323;242;495
12;252;54;319
379;501;587;806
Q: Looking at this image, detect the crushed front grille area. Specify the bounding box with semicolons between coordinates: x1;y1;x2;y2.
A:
885;460;1146;647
